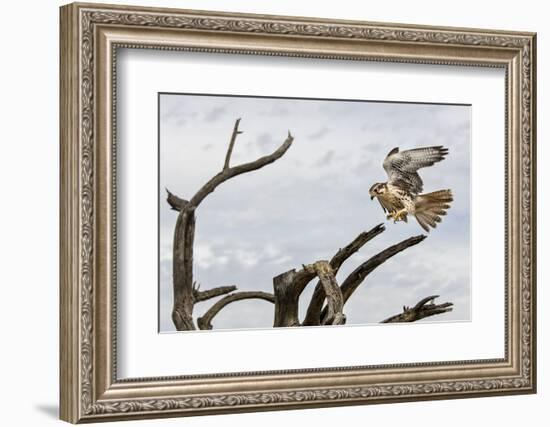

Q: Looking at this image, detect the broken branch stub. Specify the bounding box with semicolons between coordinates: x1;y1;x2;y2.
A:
166;189;188;211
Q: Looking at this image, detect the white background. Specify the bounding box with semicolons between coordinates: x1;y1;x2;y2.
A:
0;0;545;426
118;50;503;377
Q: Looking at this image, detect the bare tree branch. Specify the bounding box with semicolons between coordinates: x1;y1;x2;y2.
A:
197;291;275;330
193;284;237;303
340;235;426;303
277;265;319;302
381;295;453;323
188;129;294;208
305;261;345;326
303;224;386;326
319;234;426;324
272;262;324;327
223;118;243;170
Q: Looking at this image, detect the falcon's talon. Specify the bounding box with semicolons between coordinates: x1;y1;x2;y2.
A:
391;209;407;223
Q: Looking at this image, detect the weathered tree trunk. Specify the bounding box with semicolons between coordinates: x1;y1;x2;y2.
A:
273;269;301;327
171;208;196;330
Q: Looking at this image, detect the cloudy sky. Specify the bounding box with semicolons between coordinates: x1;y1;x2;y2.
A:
158;93;471;332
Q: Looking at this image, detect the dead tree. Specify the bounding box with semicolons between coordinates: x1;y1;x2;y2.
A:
167;119;453;331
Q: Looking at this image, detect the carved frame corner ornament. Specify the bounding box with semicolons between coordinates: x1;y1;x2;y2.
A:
60;2;536;423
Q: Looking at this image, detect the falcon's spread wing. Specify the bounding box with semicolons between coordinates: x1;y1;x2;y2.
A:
383;146;449;195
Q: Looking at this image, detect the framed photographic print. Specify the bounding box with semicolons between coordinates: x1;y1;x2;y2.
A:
59;2;537;423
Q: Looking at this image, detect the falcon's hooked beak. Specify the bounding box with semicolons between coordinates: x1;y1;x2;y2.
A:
370;195;374;200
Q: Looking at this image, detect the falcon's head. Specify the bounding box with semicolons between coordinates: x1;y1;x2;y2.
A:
369;182;387;200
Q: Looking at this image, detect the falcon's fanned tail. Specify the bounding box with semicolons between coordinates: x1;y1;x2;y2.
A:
414;189;453;232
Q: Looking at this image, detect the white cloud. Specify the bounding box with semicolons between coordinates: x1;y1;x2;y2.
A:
307;126;331;140
203;106;226;122
233;247;261;268
194;243;215;269
270;255;293;265
313;150;335;167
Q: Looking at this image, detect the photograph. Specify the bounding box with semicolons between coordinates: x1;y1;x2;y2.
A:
158;93;471;332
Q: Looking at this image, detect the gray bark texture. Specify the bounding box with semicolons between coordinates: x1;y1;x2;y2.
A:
168;119;454;331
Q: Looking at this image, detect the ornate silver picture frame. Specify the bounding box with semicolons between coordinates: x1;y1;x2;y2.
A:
60;2;536;423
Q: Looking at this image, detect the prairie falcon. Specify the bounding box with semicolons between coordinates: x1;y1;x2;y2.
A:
368;146;453;232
